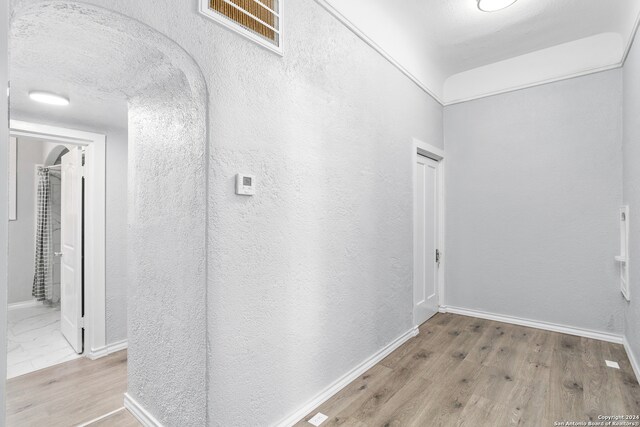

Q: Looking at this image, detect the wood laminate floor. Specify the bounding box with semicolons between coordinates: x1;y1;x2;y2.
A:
6;350;140;426
295;313;640;427
6;315;640;426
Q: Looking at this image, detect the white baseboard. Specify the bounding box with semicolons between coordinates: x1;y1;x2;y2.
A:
441;306;624;344
623;336;640;384
8;300;39;310
124;393;163;427
86;339;128;360
274;326;419;427
76;407;126;427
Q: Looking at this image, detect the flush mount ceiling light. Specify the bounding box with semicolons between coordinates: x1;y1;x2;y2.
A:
28;91;70;106
477;0;518;12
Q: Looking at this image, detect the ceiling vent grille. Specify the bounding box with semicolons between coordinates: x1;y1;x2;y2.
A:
200;0;282;54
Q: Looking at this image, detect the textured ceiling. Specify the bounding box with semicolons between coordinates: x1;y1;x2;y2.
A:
10;77;128;133
422;0;638;76
320;0;640;103
8;0;184;132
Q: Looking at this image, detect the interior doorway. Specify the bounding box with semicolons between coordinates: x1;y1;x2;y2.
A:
7;121;107;377
413;138;446;327
5;1;208;424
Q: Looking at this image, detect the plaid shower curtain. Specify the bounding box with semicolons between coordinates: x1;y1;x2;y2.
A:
32;168;52;302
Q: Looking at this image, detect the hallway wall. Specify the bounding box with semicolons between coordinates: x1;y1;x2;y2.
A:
622;34;640;376
444;70;625;335
205;1;443;423
33;0;445;424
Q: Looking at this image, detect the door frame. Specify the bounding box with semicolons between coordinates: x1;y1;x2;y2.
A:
412;138;445;327
9;120;107;357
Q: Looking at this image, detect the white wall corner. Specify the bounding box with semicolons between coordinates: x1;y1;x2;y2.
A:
124;393;164;427
623;337;640;384
312;0;444;105
274;326;419;427
446;306;624;344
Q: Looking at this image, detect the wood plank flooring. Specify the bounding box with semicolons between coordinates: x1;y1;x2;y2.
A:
295;313;640;427
6;316;640;426
85;408;140;427
6;350;139;426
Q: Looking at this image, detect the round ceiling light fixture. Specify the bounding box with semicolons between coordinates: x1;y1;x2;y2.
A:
28;91;70;106
477;0;518;12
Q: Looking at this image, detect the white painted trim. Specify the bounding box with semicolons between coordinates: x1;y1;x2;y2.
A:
312;2;640;106
9;136;16;221
444;62;623;106
442;306;624;344
312;1;640;107
274;326;419;427
313;0;443;105
623;336;640;384
412;138;446;327
86;339;128;360
76;407;126;427
442;6;640;105
8;300;39;310
198;0;284;56
9;120;107;356
124;393;164;427
413;139;444;161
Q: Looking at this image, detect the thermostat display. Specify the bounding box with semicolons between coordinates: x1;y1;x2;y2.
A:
236;173;256;196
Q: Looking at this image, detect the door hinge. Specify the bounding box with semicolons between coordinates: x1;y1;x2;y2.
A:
435;249;441;265
79;317;85;328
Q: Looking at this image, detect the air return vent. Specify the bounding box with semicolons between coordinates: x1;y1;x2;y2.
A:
200;0;282;54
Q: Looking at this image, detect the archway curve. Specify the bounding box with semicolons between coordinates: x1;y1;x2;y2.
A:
10;1;209;424
44;145;69;166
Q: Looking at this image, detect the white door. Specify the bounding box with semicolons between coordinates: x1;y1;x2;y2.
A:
60;147;84;353
414;154;440;326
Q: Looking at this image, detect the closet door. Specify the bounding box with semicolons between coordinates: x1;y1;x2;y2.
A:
60;147;84;353
414;153;440;326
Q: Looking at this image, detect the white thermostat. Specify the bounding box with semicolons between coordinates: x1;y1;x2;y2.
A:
235;173;256;196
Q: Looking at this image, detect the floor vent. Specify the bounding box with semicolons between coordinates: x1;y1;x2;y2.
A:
605;360;620;369
308;412;329;426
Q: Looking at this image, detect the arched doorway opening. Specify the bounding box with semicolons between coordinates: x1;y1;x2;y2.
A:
8;1;208;424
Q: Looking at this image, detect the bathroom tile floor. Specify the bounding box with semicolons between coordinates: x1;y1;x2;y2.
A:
7;304;80;378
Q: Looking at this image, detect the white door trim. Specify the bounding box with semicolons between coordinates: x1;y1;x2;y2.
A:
412;138;445;326
9;120;107;356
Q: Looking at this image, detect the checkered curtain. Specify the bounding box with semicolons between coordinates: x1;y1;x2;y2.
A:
32;168;52;302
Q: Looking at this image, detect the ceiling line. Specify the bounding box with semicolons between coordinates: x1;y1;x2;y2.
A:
312;0;445;106
314;0;640;107
444;62;623;106
621;4;640;66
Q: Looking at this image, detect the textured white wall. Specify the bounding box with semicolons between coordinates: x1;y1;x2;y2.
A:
622;35;640;374
205;2;441;424
11;0;443;424
7;138;45;303
11;2;208;425
42;0;442;425
444;70;625;334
